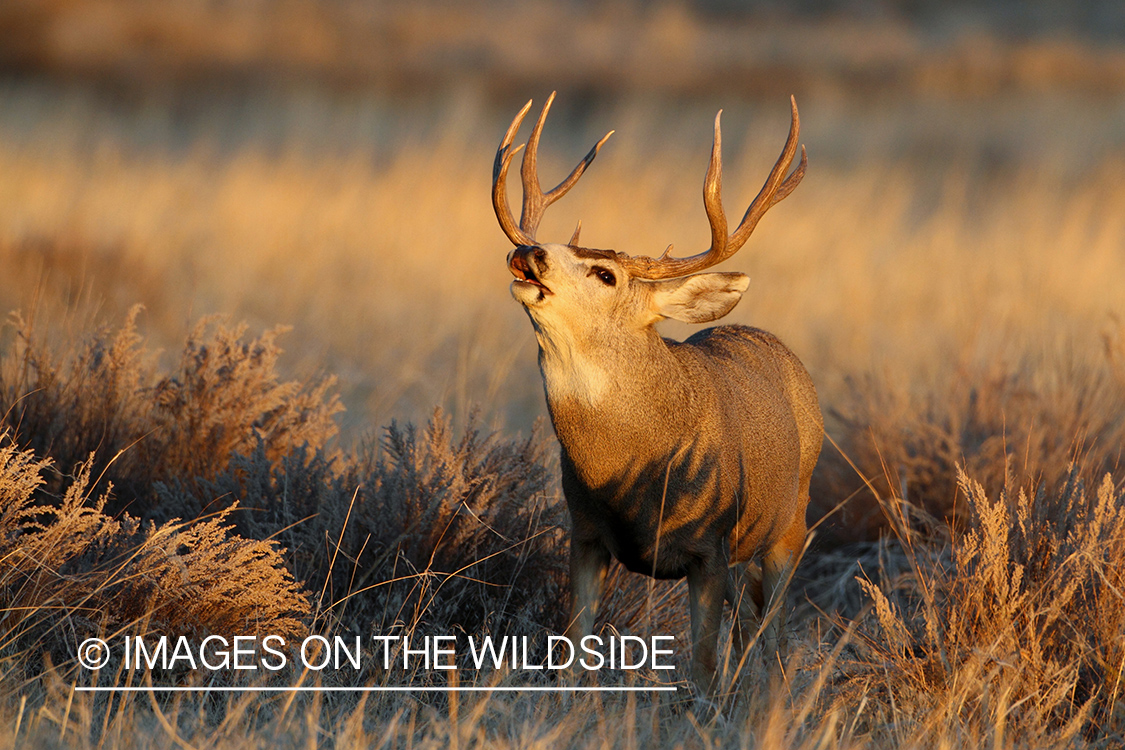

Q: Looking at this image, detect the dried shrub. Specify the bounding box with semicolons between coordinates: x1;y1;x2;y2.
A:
157;410;568;638
1;307;674;656
0;308;342;519
345;413;692;640
815;342;1125;541
348;412;563;633
839;466;1125;744
0;434;310;679
593;567;690;645
0;308;151;494
148;318;342;489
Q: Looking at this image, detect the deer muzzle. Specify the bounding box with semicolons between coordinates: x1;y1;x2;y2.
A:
508;246;552;294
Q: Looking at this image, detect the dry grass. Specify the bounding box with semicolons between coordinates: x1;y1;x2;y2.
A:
834;468;1125;746
0;306;343;519
0;7;1124;744
0;432;311;682
5;452;1125;748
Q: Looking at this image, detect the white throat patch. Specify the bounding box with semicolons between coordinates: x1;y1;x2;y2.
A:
532;320;611;407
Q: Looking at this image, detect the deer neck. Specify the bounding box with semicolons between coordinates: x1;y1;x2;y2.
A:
532;318;669;403
531;320;693;487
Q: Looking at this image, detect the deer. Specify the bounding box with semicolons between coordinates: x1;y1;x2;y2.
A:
491;92;823;696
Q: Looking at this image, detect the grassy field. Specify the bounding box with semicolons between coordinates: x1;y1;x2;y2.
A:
2;1;1125;747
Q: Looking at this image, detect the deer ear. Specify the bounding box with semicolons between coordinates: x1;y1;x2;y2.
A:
648;272;749;324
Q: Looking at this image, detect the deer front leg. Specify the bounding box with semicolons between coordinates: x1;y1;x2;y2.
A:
565;536;611;647
687;555;728;696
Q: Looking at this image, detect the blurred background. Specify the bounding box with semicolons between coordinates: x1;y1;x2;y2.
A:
0;0;1123;461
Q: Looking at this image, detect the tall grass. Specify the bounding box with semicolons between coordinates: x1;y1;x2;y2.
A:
4;437;1123;747
0;432;311;682
837;468;1125;746
0;280;1122;747
0;306;343;518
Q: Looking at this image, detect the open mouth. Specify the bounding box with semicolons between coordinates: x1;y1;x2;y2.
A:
509;251;552;295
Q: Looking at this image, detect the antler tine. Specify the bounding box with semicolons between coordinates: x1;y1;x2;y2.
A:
727;95;803;250
569;220;583;246
617;96;806;280
769;145;807;208
701;109;729;265
494;93;613;247
493;99;535;247
517;91;554;235
519;91;613;239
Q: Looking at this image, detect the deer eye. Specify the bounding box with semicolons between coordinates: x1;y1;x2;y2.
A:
590;266;616;286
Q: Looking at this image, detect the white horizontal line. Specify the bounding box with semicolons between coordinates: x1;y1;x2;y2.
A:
76;686;677;693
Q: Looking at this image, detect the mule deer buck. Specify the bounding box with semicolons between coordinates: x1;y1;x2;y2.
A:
492;93;823;694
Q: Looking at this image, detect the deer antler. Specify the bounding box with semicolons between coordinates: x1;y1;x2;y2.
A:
616;96;806;280
493;92;614;247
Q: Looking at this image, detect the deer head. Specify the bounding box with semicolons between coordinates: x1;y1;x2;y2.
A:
494;92;806;339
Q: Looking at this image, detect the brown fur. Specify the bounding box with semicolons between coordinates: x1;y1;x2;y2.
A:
544;315;822;692
494;96;820;696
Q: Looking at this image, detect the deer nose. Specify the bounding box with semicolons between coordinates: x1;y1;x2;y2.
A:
508;245;548;277
531;248;549;276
